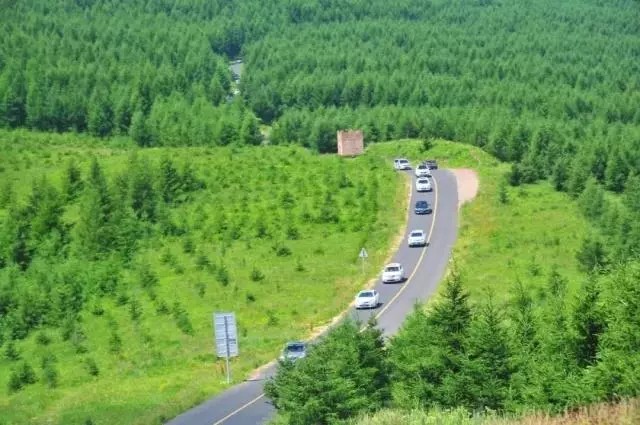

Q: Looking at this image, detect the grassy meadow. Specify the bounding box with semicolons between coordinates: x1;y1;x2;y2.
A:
0;130;411;424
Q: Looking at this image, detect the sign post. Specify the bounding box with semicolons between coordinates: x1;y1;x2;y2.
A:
214;312;239;384
358;247;368;274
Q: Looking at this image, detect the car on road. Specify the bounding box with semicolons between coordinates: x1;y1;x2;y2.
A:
415;163;432;177
414;200;432;214
279;341;307;362
394;158;411;170
424;159;438;170
382;263;404;283
415;177;432;192
408;229;427;247
355;290;380;309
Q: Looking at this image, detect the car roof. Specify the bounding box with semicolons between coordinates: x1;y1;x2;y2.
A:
417;177;430;181
410;229;424;234
358;289;376;295
285;341;306;346
386;262;401;267
416;200;429;205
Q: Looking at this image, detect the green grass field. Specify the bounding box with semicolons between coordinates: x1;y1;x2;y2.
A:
0;130;411;425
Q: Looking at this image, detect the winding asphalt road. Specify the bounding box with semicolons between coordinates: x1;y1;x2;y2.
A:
167;168;459;425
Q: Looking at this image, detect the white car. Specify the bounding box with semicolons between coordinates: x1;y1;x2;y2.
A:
382;263;404;283
408;229;427;247
415;163;432;177
415;178;432;192
355;290;380;309
394;158;411;170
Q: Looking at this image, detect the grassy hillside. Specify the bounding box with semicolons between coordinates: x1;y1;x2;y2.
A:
0;130;409;424
352;398;640;425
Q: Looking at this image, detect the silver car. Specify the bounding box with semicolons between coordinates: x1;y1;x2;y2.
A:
279;341;307;362
408;229;427;247
394;158;411;170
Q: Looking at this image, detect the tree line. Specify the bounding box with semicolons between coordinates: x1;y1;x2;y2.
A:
266;264;640;424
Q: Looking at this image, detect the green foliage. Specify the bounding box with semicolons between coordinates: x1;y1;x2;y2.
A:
172;302;194;336
390;272;472;410
576;237;608;273
265;320;390;425
572;277;605;368
4;340;20;361
84;357;100;377
7;361;37;394
250;267;265;282
577;178;605;221
108;330;122;354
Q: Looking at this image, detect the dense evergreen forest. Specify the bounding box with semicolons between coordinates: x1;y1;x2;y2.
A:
2;0;640;423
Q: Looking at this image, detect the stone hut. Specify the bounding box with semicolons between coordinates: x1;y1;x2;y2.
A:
336;130;364;156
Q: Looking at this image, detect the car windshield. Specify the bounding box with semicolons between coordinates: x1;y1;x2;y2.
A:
410;231;423;237
386;266;400;272
418;165;426;169
399;160;408;164
418;179;429;183
359;291;374;298
285;343;305;353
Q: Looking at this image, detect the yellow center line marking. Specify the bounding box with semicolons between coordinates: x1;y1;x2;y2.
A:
212;393;265;425
212;172;441;424
374;174;439;320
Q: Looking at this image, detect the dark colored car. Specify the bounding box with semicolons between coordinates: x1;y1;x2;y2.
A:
414;200;432;214
424;159;438;170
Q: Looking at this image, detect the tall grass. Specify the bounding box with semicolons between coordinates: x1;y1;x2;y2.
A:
351;399;640;425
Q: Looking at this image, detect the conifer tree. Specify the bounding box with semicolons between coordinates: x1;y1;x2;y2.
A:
62;160;84;202
265;320;389;425
572;276;605;368
463;296;512;411
604;150;629;193
577;177;605;221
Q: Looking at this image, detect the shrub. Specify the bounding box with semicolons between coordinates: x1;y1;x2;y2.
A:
286;225;300;240
155;300;170;315
195;253;211;270
139;264;159;289
274;244;292;257
85;357;100;377
421;137;434;152
7;370;23;394
195;281;206;297
91;302;105;316
216;264;230;286
109;331;122;354
4;340;20;361
250;267;265;282
129;297;142;322
498;181;509;204
172;302;194;335
43;362;59;388
246;293;256;303
266;310;279;327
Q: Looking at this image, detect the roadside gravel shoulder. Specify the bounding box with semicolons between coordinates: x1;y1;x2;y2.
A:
450;168;479;209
